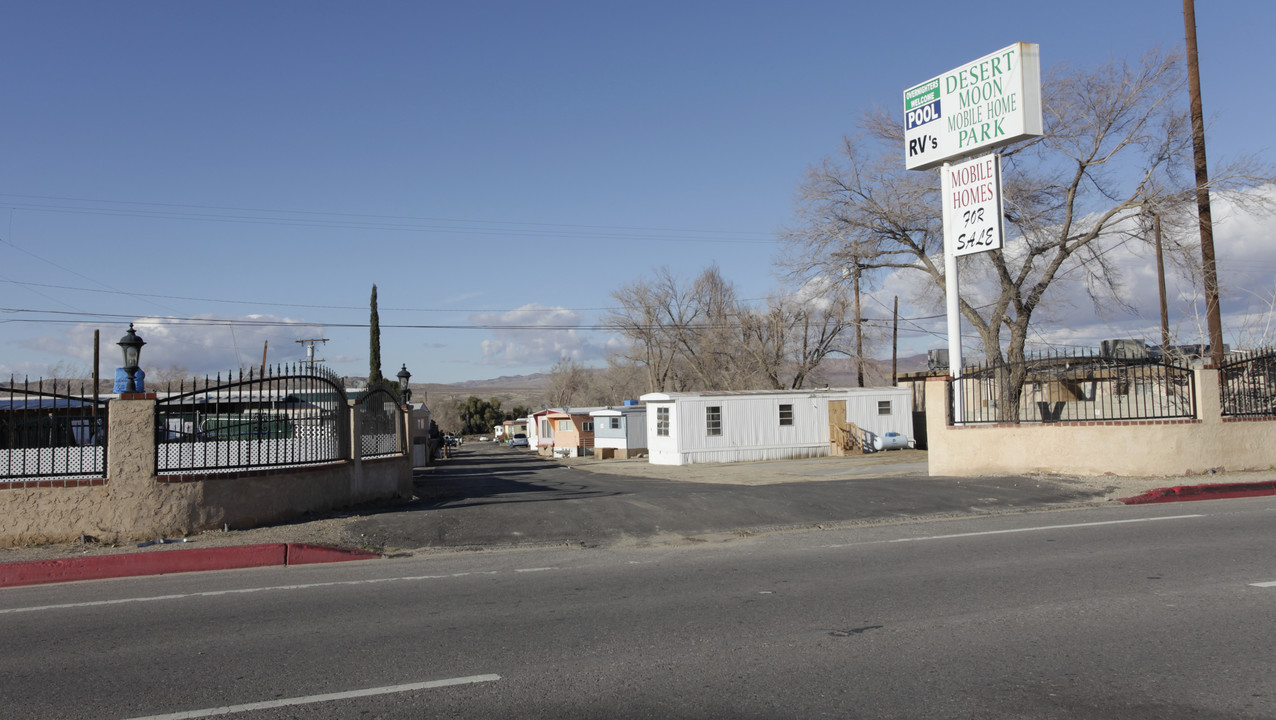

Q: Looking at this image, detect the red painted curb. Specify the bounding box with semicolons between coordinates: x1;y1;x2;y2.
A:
0;543;380;589
285;543;382;565
1117;481;1276;505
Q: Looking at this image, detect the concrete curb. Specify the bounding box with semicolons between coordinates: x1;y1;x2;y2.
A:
1117;481;1276;505
0;543;381;589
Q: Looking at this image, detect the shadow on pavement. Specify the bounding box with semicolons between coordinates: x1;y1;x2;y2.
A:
337;441;1106;552
410;443;625;510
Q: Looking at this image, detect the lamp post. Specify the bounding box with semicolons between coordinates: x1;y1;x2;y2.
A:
397;364;412;404
117;323;146;393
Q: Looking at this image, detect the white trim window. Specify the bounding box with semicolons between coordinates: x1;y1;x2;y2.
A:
706;406;722;436
779;403;794;426
656;407;670;436
878;400;893;415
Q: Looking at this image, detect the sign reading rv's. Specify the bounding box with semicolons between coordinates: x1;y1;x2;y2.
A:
904;43;1042;171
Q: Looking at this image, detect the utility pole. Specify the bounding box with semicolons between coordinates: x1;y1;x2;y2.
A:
1183;0;1225;366
296;338;329;369
853;262;864;388
891;296;899;386
1153;213;1171;355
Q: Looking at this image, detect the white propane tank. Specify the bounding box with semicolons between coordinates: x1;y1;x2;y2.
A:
872;432;909;451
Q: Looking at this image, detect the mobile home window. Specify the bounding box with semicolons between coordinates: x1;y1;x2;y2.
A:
877;400;892;415
557;419;572;431
706;406;722;436
583;421;593;433
778;404;793;426
656;407;670;436
609;417;621;430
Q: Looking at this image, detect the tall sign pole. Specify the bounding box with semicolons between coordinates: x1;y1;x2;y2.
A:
940;162;964;419
904;43;1042;423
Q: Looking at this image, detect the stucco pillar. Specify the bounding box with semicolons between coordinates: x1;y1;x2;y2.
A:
104;394;163;537
348;401;363;485
1194;362;1222;426
925;377;952;476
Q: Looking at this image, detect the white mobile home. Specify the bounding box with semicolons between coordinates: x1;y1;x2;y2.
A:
639;388;912;466
590;404;648;459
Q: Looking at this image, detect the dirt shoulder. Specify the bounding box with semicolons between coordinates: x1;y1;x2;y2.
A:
545;448;1274;500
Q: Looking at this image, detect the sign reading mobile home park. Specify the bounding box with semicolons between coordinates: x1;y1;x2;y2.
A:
903;43;1042;171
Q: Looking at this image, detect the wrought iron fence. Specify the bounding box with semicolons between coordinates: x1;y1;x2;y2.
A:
354;383;404;458
156;364;348;474
2;377;108;481
951;351;1196;424
1220;349;1276;416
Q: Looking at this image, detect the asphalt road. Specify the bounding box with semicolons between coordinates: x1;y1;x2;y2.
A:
351;441;1105;551
3;497;1273;719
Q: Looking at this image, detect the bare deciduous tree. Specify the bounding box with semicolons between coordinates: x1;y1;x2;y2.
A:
546;356;591;408
606;267;687;393
739;285;857;390
782;48;1275;418
608;266;859;392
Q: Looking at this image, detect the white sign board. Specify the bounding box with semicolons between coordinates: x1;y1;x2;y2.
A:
904;43;1042;171
943;153;1004;256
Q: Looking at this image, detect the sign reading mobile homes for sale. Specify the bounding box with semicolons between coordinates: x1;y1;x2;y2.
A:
943;153;1004;257
903;43;1042;171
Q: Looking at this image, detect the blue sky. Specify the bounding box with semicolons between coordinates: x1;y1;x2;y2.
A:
3;1;1274;384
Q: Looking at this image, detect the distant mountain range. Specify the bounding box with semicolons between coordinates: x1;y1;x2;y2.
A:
410;354;932;395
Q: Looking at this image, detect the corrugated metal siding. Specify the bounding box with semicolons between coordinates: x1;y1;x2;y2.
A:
844;388;913;440
674;396;826;450
647;388;914;465
627;412;648;448
593;419;626;440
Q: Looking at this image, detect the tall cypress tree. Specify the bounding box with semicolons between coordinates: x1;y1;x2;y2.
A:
368;284;384;384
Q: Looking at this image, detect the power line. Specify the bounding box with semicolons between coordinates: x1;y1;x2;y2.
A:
0;306;955;335
0;193;778;245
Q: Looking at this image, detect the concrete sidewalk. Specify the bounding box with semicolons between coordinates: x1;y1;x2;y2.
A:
4;443;1276;588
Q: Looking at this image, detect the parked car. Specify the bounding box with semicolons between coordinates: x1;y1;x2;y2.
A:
478;436;489;442
509;433;529;448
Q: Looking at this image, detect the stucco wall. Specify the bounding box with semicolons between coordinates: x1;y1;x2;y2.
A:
925;370;1276;477
0;395;412;547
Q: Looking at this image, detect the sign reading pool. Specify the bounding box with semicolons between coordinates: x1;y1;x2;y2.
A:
903;43;1042;171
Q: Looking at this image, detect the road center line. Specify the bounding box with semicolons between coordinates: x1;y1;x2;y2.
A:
825;514;1205;548
121;674;501;720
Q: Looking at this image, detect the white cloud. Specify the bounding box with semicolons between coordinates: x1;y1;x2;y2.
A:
473;303;606;368
19;315;323;377
864;185;1276;356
